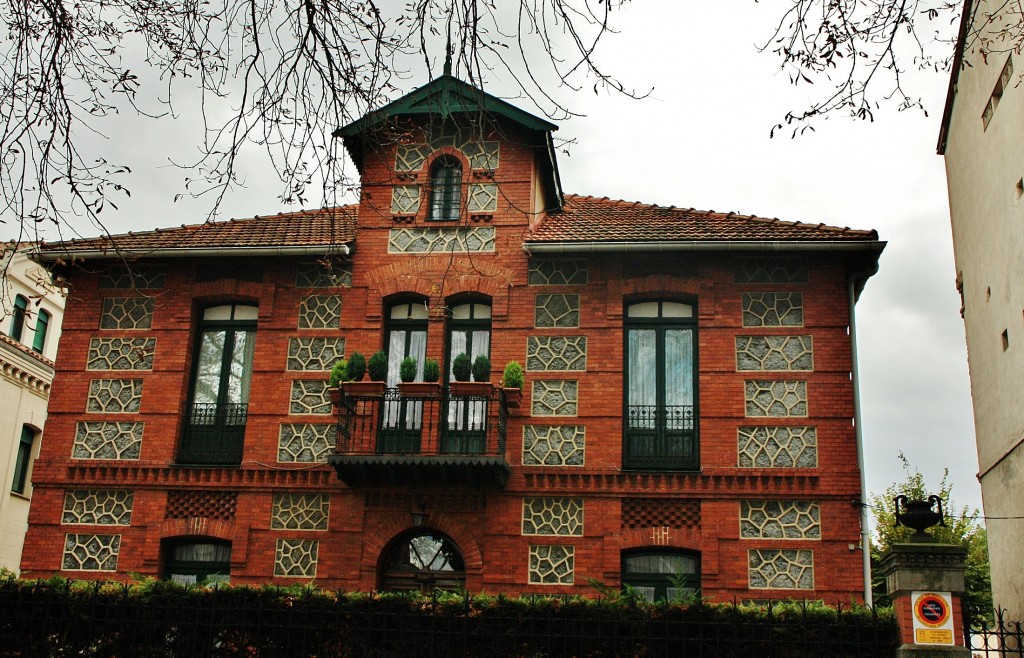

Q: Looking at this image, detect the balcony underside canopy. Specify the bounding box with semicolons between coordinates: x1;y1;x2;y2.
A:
328;454;511;488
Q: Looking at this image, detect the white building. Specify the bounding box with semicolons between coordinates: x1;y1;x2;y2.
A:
0;247;63;573
937;0;1024;619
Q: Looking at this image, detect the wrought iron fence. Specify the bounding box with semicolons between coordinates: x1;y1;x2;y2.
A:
624;404;697;469
969;608;1024;657
0;582;899;658
336;386;506;458
179;402;247;465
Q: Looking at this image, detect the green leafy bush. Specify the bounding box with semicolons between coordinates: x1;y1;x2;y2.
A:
502;361;523;389
367;350;388;381
422;358;441;383
452;353;472;382
472;355;491;382
399;356;418;382
346;351;366;382
329;359;348;387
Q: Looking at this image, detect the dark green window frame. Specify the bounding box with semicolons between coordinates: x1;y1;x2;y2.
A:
11;425;35;494
444;300;492;454
179;304;257;465
10;294;27;342
164;540;232;585
428;156;462;221
380;300;430;453
32;308;50;353
623;300;698;470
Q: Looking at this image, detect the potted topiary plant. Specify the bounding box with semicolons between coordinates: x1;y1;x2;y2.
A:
368;350;388;381
342;350;385;396
501;360;523;408
450;352;492;397
327;358;348;406
399;356;442;398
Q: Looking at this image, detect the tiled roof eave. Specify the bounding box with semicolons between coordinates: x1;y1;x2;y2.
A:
33;242;353;263
523;239;886;254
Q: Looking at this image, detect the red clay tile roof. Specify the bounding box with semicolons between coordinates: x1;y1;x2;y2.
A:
527;195;879;244
35;206;357;258
35;194;880;260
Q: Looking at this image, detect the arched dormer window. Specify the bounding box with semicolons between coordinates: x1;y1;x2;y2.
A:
10;294;27;342
428;156;462;221
32;308;50;354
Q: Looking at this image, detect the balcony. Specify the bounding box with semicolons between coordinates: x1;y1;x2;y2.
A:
329;386;510;488
178;402;247;465
623;404;697;470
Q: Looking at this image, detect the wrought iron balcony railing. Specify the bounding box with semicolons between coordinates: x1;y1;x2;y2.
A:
329;386;509;487
179;402;247;465
623;404;697;470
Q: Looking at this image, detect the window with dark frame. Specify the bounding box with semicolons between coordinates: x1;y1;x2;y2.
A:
179;304;257;465
621;550;700;602
380;300;429;453
12;425;35;494
428;156;462;221
623;300;698;470
32;308;50;353
445;301;492;453
164;540;232;585
9;294;27;342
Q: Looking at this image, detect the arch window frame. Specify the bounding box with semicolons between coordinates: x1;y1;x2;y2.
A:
427;155;463;221
379;529;466;593
10;294;27;342
623;299;699;470
621;548;701;603
179;303;258;465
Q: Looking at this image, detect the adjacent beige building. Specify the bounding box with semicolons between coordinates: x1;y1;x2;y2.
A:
938;0;1024;618
0;247;63;573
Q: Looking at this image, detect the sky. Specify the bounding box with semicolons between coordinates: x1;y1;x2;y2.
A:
8;2;983;520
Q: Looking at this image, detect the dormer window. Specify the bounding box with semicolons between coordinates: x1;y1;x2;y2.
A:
429;156;462;221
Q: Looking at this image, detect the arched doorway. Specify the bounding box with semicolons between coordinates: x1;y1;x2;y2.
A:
163;539;232;585
379;530;466;592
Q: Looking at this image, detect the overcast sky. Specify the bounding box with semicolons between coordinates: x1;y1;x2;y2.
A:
9;2;982;521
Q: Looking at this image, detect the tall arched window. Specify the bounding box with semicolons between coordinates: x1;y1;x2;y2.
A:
445;301;491;453
621;549;700;602
9;294;27;342
32;308;50;354
624;300;698;470
180;304;257;465
428;156;462;221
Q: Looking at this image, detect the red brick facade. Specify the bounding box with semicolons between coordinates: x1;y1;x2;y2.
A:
23;76;882;602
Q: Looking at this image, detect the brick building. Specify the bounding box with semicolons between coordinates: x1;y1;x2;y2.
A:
22;76;884;602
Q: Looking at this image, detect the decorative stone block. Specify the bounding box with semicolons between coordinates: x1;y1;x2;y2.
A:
522;426;585;466
298;295;341;330
99;265;165;290
62;533;120;571
100;297;154;330
528;545;574;585
622;499;700;529
744;381;808;417
72;422;143;460
390;185;421;214
738;426;817;468
290;380;332;415
271;493;330;531
395;143;432;171
526;336;587;371
86;379;143;414
736;336;813;371
748;549;814;589
467;183;498;212
388;227;495;253
740;500;820;539
734;257;809;284
62;490;134;525
165;491;238;520
87;338;156;371
742;292;804;327
278;424;335;462
528;259;588;286
522;497;583;536
535;294;580;329
286;337;345;371
531;381;578;417
274;539;318;577
295;262;352;288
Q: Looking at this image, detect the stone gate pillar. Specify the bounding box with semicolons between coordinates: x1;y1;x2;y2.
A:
878;542;971;656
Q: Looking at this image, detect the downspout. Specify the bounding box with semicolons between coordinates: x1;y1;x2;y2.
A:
848;272;874;607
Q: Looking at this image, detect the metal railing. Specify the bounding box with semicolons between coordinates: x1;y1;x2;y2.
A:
624;403;697;469
336;386;506;458
969;608;1024;657
179;402;247;465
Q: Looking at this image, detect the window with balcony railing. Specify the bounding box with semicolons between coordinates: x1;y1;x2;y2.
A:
624;300;697;470
179;304;257;465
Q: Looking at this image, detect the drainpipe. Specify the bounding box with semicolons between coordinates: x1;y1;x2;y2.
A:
848;271;874;607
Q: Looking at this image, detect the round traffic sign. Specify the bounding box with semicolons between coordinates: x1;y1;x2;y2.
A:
914;593;951;628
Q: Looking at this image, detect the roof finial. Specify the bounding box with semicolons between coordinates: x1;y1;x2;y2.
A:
443;32;453;77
